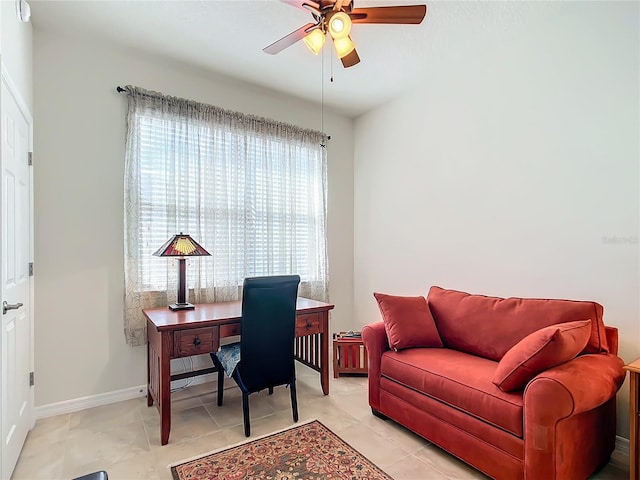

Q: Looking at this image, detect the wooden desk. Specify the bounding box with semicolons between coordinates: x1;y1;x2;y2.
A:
143;297;334;445
625;358;640;480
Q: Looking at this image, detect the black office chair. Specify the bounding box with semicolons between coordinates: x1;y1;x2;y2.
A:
210;275;301;437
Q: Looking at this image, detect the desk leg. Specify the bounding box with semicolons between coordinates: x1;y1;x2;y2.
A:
146;327;152;407
320;312;329;395
147;345;153;407
148;324;172;445
159;332;172;445
147;320;162;409
631;372;638;480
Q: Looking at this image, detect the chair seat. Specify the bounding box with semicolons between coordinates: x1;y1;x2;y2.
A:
216;342;240;377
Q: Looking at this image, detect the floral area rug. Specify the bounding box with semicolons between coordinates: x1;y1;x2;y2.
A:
170;420;393;480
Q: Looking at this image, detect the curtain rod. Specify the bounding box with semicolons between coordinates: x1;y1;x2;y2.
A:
115;85;331;142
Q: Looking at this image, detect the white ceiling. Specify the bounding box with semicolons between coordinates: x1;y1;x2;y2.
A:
28;0;533;117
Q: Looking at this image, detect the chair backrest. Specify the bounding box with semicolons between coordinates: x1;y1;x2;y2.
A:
238;275;301;392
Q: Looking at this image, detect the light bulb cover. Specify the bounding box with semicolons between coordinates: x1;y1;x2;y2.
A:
328;11;351;39
303;28;326;55
333;36;355;59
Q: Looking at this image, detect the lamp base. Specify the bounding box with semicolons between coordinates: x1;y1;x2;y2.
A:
169;302;195;311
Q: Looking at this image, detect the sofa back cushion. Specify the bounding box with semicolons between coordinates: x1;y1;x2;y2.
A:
427;286;608;361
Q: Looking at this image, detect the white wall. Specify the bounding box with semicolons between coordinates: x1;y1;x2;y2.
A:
353;1;639;438
33;27;354;407
1;0;33;110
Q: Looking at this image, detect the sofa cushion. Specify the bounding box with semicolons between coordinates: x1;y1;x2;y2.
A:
374;293;443;351
492;320;591;392
380;348;524;437
427;286;608;361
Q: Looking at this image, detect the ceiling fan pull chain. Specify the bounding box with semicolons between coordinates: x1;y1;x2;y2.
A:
321;49;324;143
330;44;335;82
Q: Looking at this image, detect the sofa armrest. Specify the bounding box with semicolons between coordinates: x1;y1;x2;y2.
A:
362;322;390;411
525;353;625;416
523;353;625;478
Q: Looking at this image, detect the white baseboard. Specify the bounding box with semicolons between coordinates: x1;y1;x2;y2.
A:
35;385;147;419
611;435;629;469
35;374;217;419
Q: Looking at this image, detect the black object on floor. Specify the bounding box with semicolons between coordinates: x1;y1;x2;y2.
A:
71;471;108;480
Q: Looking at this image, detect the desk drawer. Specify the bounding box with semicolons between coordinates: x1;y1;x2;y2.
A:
220;323;241;337
174;327;218;357
296;313;322;336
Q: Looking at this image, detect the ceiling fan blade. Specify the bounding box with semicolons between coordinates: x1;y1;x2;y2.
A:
349;5;427;24
280;0;320;11
333;0;351;11
280;0;322;15
340;46;360;68
263;23;318;55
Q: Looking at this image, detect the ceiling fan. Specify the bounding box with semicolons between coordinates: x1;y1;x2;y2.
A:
263;0;427;68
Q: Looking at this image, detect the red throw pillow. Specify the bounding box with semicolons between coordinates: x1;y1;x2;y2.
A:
373;292;443;351
492;319;591;392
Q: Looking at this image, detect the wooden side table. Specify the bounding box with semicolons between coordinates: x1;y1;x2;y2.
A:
333;333;368;377
624;358;640;479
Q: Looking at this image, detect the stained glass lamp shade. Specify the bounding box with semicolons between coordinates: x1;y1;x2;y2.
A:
153;233;211;311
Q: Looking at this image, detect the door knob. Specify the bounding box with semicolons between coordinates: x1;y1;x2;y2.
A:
2;301;23;315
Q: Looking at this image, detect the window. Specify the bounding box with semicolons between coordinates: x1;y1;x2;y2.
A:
123;87;328;346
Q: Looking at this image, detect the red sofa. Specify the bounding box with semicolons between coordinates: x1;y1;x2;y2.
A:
363;286;626;480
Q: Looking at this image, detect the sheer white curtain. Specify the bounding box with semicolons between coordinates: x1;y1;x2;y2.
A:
123;86;329;346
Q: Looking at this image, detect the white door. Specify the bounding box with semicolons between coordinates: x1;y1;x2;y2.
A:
1;73;33;480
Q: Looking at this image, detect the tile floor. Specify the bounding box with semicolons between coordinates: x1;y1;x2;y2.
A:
13;364;628;480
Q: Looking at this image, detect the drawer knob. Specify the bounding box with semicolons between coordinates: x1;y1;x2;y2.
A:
306;321;313;330
193;337;201;347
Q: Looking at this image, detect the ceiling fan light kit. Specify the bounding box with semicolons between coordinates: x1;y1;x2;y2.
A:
327;11;351;38
264;0;427;68
303;28;326;55
333;36;355;58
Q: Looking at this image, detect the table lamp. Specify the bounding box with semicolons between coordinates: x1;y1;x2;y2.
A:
153;233;211;310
